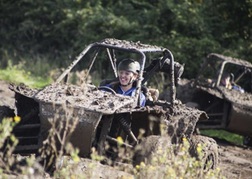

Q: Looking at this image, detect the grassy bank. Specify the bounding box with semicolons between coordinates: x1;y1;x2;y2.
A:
0;61;51;88
200;129;243;145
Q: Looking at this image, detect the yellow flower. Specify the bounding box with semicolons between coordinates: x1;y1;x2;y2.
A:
216;167;221;172
73;155;80;163
117;136;124;146
10;135;16;142
140;162;146;167
135;162;146;170
197;144;202;154
14;116;21;123
182;137;187;142
71;150;80;163
70;175;76;179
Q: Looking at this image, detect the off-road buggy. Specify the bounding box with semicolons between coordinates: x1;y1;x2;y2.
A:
177;53;252;146
0;39;218;171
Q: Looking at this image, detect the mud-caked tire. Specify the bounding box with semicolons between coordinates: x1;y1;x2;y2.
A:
243;136;252;147
189;135;218;172
133;135;171;166
0;105;15;122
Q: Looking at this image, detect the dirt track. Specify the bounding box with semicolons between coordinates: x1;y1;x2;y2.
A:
1;80;252;178
217;139;252;179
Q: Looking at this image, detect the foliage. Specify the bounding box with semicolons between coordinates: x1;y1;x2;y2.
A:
0;117;19;174
38;104;80;172
44;132;224;178
0;0;251;79
134;137;223;179
0;104;225;178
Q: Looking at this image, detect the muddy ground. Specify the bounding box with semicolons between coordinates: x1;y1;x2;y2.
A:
0;80;252;179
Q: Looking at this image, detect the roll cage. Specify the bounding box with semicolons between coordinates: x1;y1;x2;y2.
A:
196;53;252;93
55;38;177;107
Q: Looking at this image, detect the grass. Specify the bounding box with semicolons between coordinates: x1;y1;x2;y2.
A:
200;129;243;145
0;60;52;88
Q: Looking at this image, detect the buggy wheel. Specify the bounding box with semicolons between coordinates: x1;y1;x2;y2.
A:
0;105;15;122
243;136;252;147
133;135;171;166
189;135;218;172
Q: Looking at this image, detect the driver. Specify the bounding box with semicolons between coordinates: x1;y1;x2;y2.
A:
221;73;245;93
105;58;146;107
220;73;232;89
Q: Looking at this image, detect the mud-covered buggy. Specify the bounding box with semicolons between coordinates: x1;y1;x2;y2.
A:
177;53;252;146
1;39;218;172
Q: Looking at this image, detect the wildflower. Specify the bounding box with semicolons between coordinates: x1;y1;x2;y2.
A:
72;155;80;163
135;165;140;170
117;136;124;146
140;162;146;167
71;175;76;179
216;167;221;172
196;144;202;154
14;116;21;123
135;162;146;171
10;135;16;142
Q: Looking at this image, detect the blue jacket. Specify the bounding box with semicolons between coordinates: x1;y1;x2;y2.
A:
106;84;146;107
